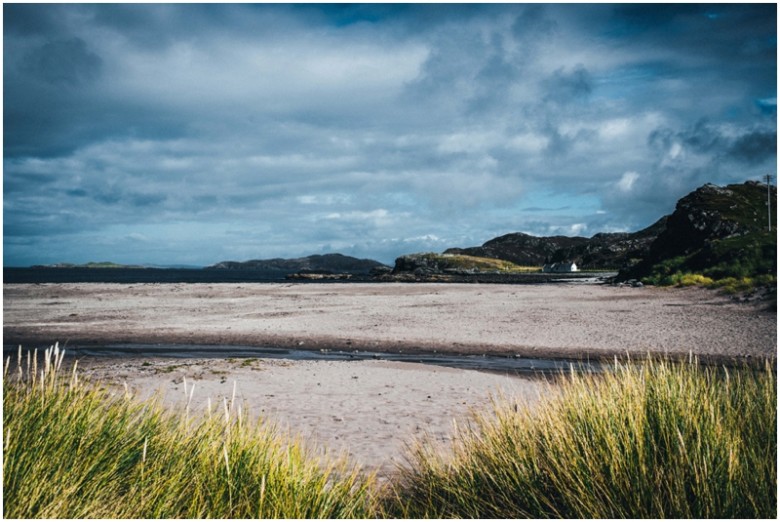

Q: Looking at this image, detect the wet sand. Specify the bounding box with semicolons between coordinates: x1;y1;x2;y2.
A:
3;282;776;475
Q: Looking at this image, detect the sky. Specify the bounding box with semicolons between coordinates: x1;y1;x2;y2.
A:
3;3;777;267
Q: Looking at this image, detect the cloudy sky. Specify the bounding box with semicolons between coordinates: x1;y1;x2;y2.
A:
4;3;777;267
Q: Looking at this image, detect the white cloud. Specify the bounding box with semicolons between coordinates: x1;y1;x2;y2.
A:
126;232;149;242
669;142;683;159
598;118;631;139
617;171;640;193
437;130;502;154
506;132;549;153
569;223;587;235
325;209;393;225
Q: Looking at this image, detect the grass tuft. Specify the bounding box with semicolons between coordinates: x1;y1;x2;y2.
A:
380;357;776;519
3;345;374;519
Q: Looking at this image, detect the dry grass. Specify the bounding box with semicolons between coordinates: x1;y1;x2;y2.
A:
380;357;777;518
3;344;374;519
4;346;775;519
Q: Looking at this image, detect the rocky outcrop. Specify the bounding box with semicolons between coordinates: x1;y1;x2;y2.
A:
386;252;613;283
647;183;765;257
621;181;776;281
392;253;450;275
445;233;589;267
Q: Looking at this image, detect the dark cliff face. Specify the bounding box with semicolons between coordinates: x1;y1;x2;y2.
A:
210;253;388;275
654;182;771;256
622;181;777;281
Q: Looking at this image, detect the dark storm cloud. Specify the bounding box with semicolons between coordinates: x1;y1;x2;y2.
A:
3;3;69;36
609;3;775;50
649;120;777;165
3;3;776;266
543;65;593;104
649;120;722;155
4;171;58;193
511;4;557;44
20;37;102;86
607;4;776;84
729;131;777;165
607;4;705;35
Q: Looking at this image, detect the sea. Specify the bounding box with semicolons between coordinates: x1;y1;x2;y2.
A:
3;267;614;285
4;267;311;284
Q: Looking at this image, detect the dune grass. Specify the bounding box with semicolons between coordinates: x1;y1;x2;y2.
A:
4;346;776;519
3;344;374;519
379;357;776;519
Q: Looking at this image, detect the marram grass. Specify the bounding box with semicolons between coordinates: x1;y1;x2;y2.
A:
3;344;374;519
4;347;776;519
379;357;777;519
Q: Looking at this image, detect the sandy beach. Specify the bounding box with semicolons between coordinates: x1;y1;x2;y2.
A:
3;282;776;475
4;282;776;359
66;356;545;478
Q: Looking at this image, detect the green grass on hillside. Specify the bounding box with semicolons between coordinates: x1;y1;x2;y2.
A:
425;253;540;273
641;228;776;294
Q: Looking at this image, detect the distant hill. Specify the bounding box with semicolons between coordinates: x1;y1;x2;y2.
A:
445;233;589;267
209;253;388;275
32;261;146;269
443;217;667;270
550;217;668;270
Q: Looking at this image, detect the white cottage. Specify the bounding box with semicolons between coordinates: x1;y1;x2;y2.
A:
542;261;579;273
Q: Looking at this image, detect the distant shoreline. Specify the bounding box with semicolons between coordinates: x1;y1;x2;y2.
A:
3;266;613;285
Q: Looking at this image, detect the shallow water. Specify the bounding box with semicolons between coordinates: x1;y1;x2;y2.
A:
4;343;604;376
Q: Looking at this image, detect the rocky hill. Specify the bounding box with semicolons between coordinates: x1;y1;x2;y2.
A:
209;253;388;275
550;217;668;270
444;233;588;267
398;180;775;287
443;218;666;270
621;181;776;283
